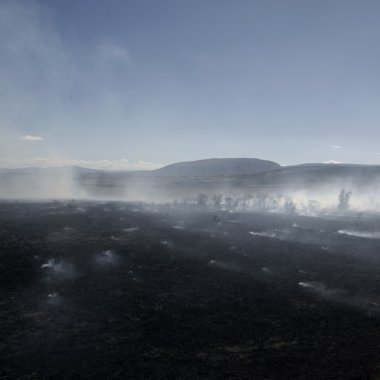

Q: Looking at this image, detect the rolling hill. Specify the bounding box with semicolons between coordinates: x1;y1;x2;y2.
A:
1;159;380;201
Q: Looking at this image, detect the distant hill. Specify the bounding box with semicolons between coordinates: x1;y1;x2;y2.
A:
152;158;280;177
1;159;380;200
248;163;380;189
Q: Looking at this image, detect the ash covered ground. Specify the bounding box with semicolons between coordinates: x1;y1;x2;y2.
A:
1;201;380;379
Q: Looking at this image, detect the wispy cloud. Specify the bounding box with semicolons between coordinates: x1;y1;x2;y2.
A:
0;157;163;171
96;39;130;66
330;145;342;149
324;160;343;164
21;134;43;141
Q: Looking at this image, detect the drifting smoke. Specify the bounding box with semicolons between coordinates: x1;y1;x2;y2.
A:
173;221;185;230
161;240;174;248
298;281;380;314
95;249;119;266
46;292;62;306
337;230;380;239
124;227;139;232
41;258;76;281
298;281;345;300
249;231;277;238
298;281;315;289
1;159;380;215
208;259;243;273
0;167;83;199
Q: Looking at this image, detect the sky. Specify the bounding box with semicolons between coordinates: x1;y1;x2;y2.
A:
0;0;380;170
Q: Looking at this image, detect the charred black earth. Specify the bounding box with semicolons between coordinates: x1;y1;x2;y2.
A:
1;201;380;379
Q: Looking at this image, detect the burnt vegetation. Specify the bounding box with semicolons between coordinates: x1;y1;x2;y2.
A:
1;201;380;379
171;188;351;215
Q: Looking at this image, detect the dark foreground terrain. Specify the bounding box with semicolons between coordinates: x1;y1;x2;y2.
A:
1;201;380;379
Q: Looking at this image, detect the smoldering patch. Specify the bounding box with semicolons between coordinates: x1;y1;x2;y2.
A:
160;240;174;248
249;231;277;238
249;227;331;248
208;259;243;272
301;280;356;301
124;227;140;233
94;249;120;266
173;221;185;230
262;267;273;275
298;281;345;302
298;281;317;289
298;281;380;315
46;292;63;306
41;259;76;281
337;230;380;239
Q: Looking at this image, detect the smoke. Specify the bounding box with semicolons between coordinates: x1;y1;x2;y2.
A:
208;259;243;273
94;249;119;266
337;230;380;239
41;258;76;282
124;227;139;232
249;231;277;238
0;0;160;179
155;180;380;214
161;240;174;248
298;281;380;314
0;167;83;199
173;221;186;230
280;184;380;214
46;292;62;306
2;164;380;214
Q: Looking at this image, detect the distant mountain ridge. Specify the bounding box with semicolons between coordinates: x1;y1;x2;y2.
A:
1;158;380;199
0;158;281;177
151;158;280;177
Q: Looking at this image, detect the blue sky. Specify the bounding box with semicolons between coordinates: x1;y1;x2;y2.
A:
0;0;380;169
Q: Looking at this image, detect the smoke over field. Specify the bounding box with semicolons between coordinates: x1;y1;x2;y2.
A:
1;153;380;379
2;0;380;377
1;160;380;216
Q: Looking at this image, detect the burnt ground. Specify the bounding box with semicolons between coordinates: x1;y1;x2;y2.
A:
0;201;380;379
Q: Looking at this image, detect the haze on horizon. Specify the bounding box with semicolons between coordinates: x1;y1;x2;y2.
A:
1;0;380;170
